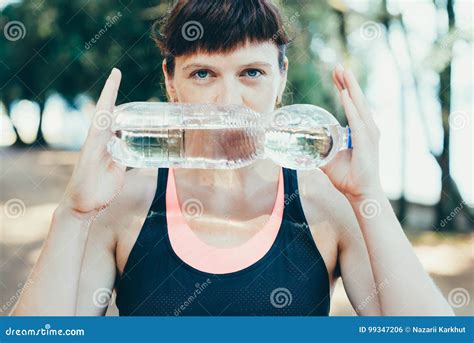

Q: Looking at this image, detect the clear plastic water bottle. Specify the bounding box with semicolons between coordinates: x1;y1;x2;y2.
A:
107;102;265;169
264;104;352;170
107;102;351;170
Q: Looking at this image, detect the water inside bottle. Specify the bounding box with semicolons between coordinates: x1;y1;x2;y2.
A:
112;126;264;169
264;124;341;170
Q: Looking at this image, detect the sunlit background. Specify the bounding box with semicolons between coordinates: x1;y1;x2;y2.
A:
0;0;472;316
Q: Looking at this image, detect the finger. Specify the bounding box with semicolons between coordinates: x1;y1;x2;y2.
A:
96;68;122;112
340;89;363;135
335;64;347;89
341;68;381;139
88;68;122;139
332;69;344;92
343;69;374;126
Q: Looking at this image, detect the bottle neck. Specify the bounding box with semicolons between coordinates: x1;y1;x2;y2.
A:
338;125;352;150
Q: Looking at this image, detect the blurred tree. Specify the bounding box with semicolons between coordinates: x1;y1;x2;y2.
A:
0;0;165;147
432;0;473;230
1;0;471;230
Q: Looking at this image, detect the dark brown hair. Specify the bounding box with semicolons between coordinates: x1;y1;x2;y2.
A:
152;0;290;76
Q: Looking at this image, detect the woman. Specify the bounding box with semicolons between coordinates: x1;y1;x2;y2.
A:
12;0;453;316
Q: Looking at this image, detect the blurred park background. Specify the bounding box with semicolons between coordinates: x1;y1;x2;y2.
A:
0;0;472;316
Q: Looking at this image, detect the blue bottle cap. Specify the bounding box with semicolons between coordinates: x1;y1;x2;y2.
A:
347;126;352;149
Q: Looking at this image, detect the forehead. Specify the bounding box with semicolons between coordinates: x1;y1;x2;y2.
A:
175;40;279;69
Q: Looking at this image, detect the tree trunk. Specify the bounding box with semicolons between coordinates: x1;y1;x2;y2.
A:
433;0;470;231
33;100;47;149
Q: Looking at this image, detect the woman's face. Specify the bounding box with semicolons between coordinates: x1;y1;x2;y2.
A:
163;40;288;114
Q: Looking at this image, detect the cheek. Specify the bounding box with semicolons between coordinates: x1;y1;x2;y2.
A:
175;79;224;104
174;80;204;103
243;80;279;114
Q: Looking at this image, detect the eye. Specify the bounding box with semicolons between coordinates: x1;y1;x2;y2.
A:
191;69;211;80
242;69;264;79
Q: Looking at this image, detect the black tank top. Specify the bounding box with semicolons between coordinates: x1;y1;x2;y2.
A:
116;168;330;316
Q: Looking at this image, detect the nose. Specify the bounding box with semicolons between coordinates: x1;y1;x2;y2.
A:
215;77;244;106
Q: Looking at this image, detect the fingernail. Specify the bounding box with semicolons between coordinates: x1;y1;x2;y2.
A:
336;63;345;71
110;67;120;78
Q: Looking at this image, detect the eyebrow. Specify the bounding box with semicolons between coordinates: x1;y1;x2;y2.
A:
182;62;272;72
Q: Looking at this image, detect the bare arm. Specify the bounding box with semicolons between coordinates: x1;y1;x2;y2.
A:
346;191;454;316
10;206;117;316
10;68;124;316
320;65;454;316
336;201;383;316
300;169;382;316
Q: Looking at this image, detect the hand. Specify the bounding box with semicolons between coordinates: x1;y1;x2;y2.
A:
320;65;383;200
61;68;125;218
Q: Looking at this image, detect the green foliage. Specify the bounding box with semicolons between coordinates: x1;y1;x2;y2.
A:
0;0;165;108
0;0;351;113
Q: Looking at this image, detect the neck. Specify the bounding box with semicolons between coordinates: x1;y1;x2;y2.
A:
173;160;281;190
